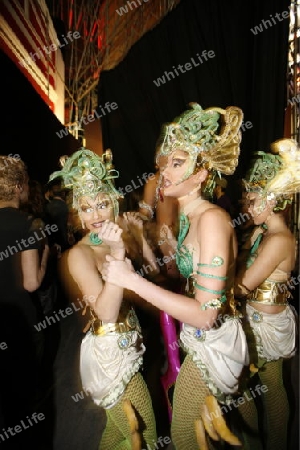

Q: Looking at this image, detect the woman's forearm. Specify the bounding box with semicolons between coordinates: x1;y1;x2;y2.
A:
93;282;124;322
126;272;218;329
141;235;159;275
94;247;125;322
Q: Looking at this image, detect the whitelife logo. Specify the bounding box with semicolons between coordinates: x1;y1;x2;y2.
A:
56;102;118;139
0;224;58;261
250;7;291;35
19;31;81;67
116;0;150;16
153;50;215;87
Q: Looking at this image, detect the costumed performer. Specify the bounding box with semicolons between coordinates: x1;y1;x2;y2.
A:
235;138;300;450
49;148;157;450
101;103;249;449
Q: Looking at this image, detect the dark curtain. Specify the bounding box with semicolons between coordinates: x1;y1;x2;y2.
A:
1;50;80;185
98;0;290;191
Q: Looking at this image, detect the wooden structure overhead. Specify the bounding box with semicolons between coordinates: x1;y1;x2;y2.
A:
46;0;181;122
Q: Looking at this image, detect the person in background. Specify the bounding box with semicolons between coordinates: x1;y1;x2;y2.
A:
21;179;58;316
124;182;179;430
45;178;70;254
139;170;179;279
21;179;61;406
101;103;249;449
138;169;182;424
235;139;300;450
0;155;49;449
65;187;84;245
234;183;256;272
50;148;157;450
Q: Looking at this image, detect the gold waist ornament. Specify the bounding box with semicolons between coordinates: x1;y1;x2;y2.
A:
90;306;139;336
247;280;291;306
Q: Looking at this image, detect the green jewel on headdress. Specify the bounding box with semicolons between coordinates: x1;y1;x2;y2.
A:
243;138;300;211
49;148;122;218
155;102;243;196
156;103;221;181
243;151;282;193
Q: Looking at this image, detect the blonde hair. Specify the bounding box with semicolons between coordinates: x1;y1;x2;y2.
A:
0;156;28;201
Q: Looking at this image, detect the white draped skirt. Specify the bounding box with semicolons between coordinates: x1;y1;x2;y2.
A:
246;303;297;361
180;317;249;402
80;330;145;409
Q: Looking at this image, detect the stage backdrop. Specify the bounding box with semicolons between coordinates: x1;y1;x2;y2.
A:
98;0;290;192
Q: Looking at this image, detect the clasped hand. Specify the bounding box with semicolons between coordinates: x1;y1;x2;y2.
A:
101;255;136;289
97;220;125;251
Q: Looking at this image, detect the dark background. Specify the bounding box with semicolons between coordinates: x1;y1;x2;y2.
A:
1;0;291;191
98;0;291;194
0;50;80;186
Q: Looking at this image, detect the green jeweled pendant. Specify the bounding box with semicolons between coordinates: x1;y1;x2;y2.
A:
89;232;103;246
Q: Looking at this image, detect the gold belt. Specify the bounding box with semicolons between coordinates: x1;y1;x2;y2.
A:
247;280;291;305
90;308;139;336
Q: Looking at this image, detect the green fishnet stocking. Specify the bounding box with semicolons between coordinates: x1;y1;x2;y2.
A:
99;372;157;450
259;358;289;450
100;413;128;450
171;355;222;450
236;387;263;450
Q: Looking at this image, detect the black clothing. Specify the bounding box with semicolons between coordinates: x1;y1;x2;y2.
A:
0;207;45;447
0;208;41;326
45;198;69;252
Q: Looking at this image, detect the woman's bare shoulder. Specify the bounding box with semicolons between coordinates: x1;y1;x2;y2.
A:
264;228;295;250
199;203;232;228
67;240;93;263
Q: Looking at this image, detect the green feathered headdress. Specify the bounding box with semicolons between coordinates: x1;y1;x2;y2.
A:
155;102;243;197
49;148;122;217
243;139;300;211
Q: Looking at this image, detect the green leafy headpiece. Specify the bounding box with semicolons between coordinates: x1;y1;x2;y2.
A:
49;148;122;217
155;103;243;195
243;151;282;193
243;138;300;210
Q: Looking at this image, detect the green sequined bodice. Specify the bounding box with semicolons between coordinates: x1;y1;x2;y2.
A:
176;213;194;279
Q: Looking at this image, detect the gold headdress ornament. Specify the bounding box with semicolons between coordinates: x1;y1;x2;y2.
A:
155;102;243;194
243;138;300;210
49;148;122;217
